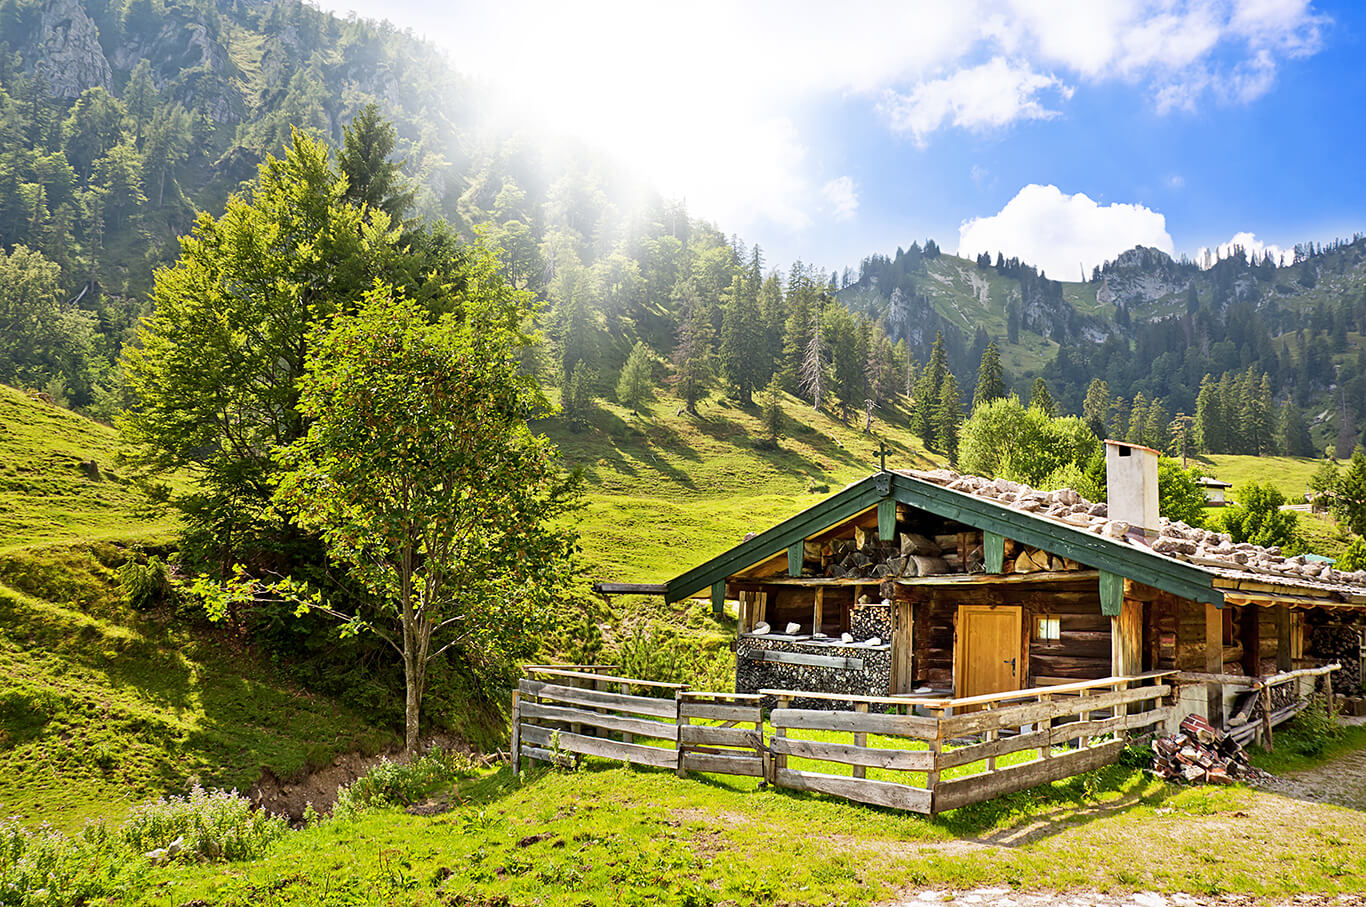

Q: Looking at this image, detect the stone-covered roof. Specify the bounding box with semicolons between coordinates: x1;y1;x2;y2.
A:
896;468;1366;599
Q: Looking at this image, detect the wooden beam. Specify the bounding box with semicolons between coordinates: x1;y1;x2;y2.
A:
1204;602;1223;725
878;499;896;541
1111;598;1142;677
788;543;804;578
985;531;1005;574
740;648;865;670
1099;571;1124;617
711;581;725;616
813;586;824;636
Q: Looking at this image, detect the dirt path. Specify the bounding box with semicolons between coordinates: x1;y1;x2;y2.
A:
1259;716;1366;811
888;890;1364;906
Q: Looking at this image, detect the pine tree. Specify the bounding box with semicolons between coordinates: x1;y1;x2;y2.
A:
338;102;416;224
719;273;764;404
1194;374;1223;453
935;371;961;464
761;375;785;445
1082;378;1110;437
616;341;654;415
1280;401;1314;457
972;340;1005;411
1127;393;1149;445
671;300;712;415
1143;397;1168;451
913;331;949;446
1028;377;1057;416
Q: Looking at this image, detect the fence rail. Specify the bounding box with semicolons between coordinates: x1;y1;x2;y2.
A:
513;666;1178;814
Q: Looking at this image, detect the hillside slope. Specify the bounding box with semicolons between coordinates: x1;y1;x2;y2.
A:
0;384;181;550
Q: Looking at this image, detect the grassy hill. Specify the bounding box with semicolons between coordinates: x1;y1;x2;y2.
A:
0;387;395;830
539;389;942;584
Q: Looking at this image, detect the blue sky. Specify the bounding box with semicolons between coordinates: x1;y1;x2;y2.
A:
317;0;1364;280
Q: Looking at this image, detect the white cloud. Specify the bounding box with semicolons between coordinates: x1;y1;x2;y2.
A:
1197;231;1286;267
821;176;859;222
957;184;1174;279
312;0;1330;236
880;58;1071;146
1166;173;1185;189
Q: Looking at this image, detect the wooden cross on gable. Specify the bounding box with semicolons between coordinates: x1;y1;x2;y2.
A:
877;440;888;472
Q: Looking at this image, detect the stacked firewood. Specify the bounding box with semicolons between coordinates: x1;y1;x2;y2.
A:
820;529;981;579
1311;624;1364;693
1152;715;1266;784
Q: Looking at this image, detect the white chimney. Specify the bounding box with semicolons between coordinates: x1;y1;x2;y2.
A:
1105;439;1159;535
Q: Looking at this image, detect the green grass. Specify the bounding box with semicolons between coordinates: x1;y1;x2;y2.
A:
137;755;1366;906
0;545;394;831
1195;453;1322;503
539;387;941;583
0;385;182;551
1248;721;1366;775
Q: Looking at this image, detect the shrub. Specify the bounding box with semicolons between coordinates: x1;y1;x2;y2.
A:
333;750;477;818
120;784;287;862
0;821;136;906
117;555;172;610
1277;694;1345;757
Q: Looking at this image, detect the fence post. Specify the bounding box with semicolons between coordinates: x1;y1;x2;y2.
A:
620;682;634;744
675;690;688;778
852;702;868;779
1260;681;1274;752
511;689;521;776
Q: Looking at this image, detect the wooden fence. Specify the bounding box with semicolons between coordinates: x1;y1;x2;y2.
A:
1173;663;1341;750
765;672;1174;814
512;667;1176;814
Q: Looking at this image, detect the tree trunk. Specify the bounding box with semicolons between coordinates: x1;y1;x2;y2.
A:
404;653;421;755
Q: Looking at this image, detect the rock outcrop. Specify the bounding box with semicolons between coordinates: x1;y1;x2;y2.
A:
33;0;112;98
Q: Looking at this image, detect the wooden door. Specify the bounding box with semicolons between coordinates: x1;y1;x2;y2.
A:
891;602;914;693
955;605;1023;700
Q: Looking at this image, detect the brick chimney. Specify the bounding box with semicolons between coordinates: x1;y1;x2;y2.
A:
1105;439;1159;535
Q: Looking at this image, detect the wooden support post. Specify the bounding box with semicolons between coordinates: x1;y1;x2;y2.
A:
878;499;896;542
757;592;768;627
813;587;824;637
773;695;791;776
1039;693;1053;758
1204;603;1224;726
711;581;725;617
738;591;750;634
1111;598;1142;679
788;543;804;578
984;701;998;771
852;702;868;779
1260;683;1274;753
1275;605;1292;673
511;690;521;776
926;707;943;790
620;682;634;745
676;691;688;778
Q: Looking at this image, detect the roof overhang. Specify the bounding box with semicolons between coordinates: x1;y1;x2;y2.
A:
663;471;1224;606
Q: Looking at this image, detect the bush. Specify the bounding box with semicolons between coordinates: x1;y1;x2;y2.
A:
1278;694;1344;757
0;821;137;906
120;784;287;862
333;750;477;818
117;555;172;610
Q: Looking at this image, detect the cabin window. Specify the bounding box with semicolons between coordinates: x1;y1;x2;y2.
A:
1036;616;1061;641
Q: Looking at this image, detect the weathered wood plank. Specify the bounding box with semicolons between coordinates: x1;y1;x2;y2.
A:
740;649;865;670
769;736;933;771
939;685;1170;738
678;724;759;748
519;744;575;768
932;740;1125;813
679;702;762;722
936;728;1049;770
770;708;939;738
774;768;932;813
679;752;765;777
523;668;687;690
520;701;679;741
519;680;678;719
519;724;677;769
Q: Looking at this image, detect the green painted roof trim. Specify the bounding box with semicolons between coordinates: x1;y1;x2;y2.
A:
664;476;889;602
664;471;1224;607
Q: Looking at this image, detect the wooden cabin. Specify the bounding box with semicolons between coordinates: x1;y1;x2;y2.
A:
646;441;1365;726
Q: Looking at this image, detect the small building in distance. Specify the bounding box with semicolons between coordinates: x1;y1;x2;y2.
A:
1198;476;1233;506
